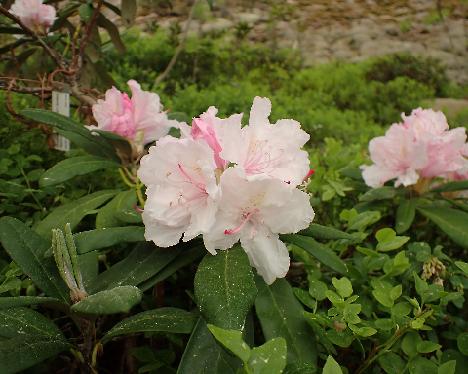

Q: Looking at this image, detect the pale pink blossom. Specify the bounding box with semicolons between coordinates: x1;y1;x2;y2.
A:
91;80;177;146
218;97;311;186
361;124;427;187
138;137;219;247
203;168;314;284
403;108;467;179
10;0;56;34
183;107;243;170
362;108;468;187
138;96;314;283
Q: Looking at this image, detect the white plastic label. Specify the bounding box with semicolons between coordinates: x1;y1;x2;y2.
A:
51;91;71;151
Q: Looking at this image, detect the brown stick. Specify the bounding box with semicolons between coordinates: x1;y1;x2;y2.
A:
154;0;199;85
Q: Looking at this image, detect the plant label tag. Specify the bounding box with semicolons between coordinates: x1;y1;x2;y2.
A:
52;91;71;151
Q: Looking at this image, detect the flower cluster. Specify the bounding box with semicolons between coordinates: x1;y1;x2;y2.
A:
137;97;315;284
10;0;56;34
90;80;177;151
362;108;468;188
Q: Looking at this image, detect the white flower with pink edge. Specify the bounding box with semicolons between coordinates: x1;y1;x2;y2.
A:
138;96;314;284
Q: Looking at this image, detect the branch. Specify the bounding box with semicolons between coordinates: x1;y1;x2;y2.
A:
154;0;198;85
0;5;64;68
78;0;104;66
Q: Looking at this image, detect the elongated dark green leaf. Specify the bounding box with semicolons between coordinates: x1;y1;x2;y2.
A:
0;307;64;339
431;180;468;192
0;26;25;34
0;296;60;310
395;199;416;234
0;335;69;374
359;187;397;202
417;207;468;248
0;217;69;302
139;245;205;292
194;246;257;330
71;285;142;315
98;14;126;52
40;156;118;187
96;190;141;228
74;226;145;254
300;224;354;240
20;109;118;160
0;307;69;372
34;190;118;240
103;307;197;342
177;318;240;374
282;235;347;274
255;278;317;366
88;243;180;293
79;252;99;288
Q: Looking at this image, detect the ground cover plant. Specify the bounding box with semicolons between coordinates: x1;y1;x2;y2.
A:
0;1;467;374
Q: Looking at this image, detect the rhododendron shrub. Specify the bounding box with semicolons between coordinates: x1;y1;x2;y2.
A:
138;96;314;284
362;108;468;188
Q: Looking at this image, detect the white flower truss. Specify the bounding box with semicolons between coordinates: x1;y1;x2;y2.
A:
138;97;314;284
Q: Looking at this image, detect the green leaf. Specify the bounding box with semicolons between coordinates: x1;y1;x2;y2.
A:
74;226;145;254
282;235;347;274
300;224;354;240
457;332;468;355
332;277;353;298
378;352;405;374
308;279;328;301
454;261;468;275
402;332;423;357
96;190;141;228
0;307;65;339
255;278;317;366
103;307;197;342
431;180;468;192
438;360;456;374
20;109;118;160
207;324;251;363
121;0;137;25
98;14;126;53
0;296;60;309
375;228;410;252
88;243;180;293
396;199;416;234
71;285;142;315
195;246;257;330
359;187;397;202
0;217;69;302
371;279;398;308
0;335;69;374
417;207;468;248
139;246;205;292
35;190;118;240
408;357;438;374
348;210;381;231
178;318;240;374
417;341;441;353
249;338;287;374
348;324;377;337
293;288;316;309
323;355;343;374
40;156;118;187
